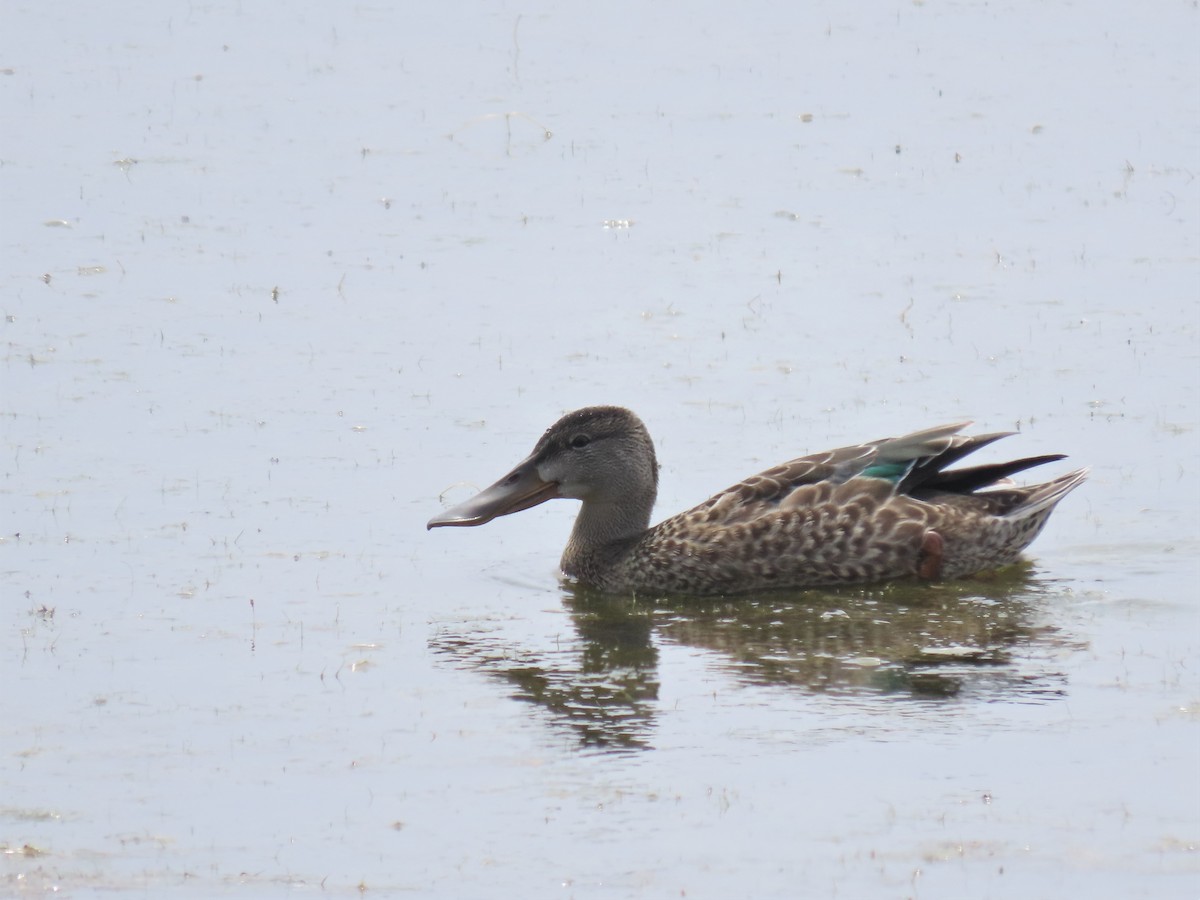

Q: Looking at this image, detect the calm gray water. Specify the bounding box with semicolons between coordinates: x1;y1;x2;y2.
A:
3;0;1198;897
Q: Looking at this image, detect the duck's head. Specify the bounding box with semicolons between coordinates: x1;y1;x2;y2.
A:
427;406;659;532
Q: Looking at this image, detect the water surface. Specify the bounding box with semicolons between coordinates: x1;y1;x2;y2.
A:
3;0;1197;897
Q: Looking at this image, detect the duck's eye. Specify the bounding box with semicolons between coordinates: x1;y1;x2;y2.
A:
570;434;591;449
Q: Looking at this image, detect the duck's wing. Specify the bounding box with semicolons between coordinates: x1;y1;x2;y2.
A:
672;422;994;529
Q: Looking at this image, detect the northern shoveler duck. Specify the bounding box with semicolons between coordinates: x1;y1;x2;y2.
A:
427;406;1087;596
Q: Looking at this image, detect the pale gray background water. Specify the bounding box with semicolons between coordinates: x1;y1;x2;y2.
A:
3;0;1198;897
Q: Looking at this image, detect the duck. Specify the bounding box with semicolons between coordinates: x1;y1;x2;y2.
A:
427;406;1087;596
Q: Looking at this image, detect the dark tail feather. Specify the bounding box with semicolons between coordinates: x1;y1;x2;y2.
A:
897;432;1013;492
912;454;1068;495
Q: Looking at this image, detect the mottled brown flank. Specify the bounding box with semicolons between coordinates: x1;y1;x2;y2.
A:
576;436;1081;592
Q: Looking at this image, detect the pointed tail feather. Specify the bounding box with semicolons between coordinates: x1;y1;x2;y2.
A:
898;431;1016;492
1002;467;1089;520
876;422;972;462
919;453;1068;494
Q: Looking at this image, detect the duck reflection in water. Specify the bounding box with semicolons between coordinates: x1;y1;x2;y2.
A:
430;565;1076;752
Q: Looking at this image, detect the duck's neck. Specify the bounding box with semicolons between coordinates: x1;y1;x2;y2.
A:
561;495;654;580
